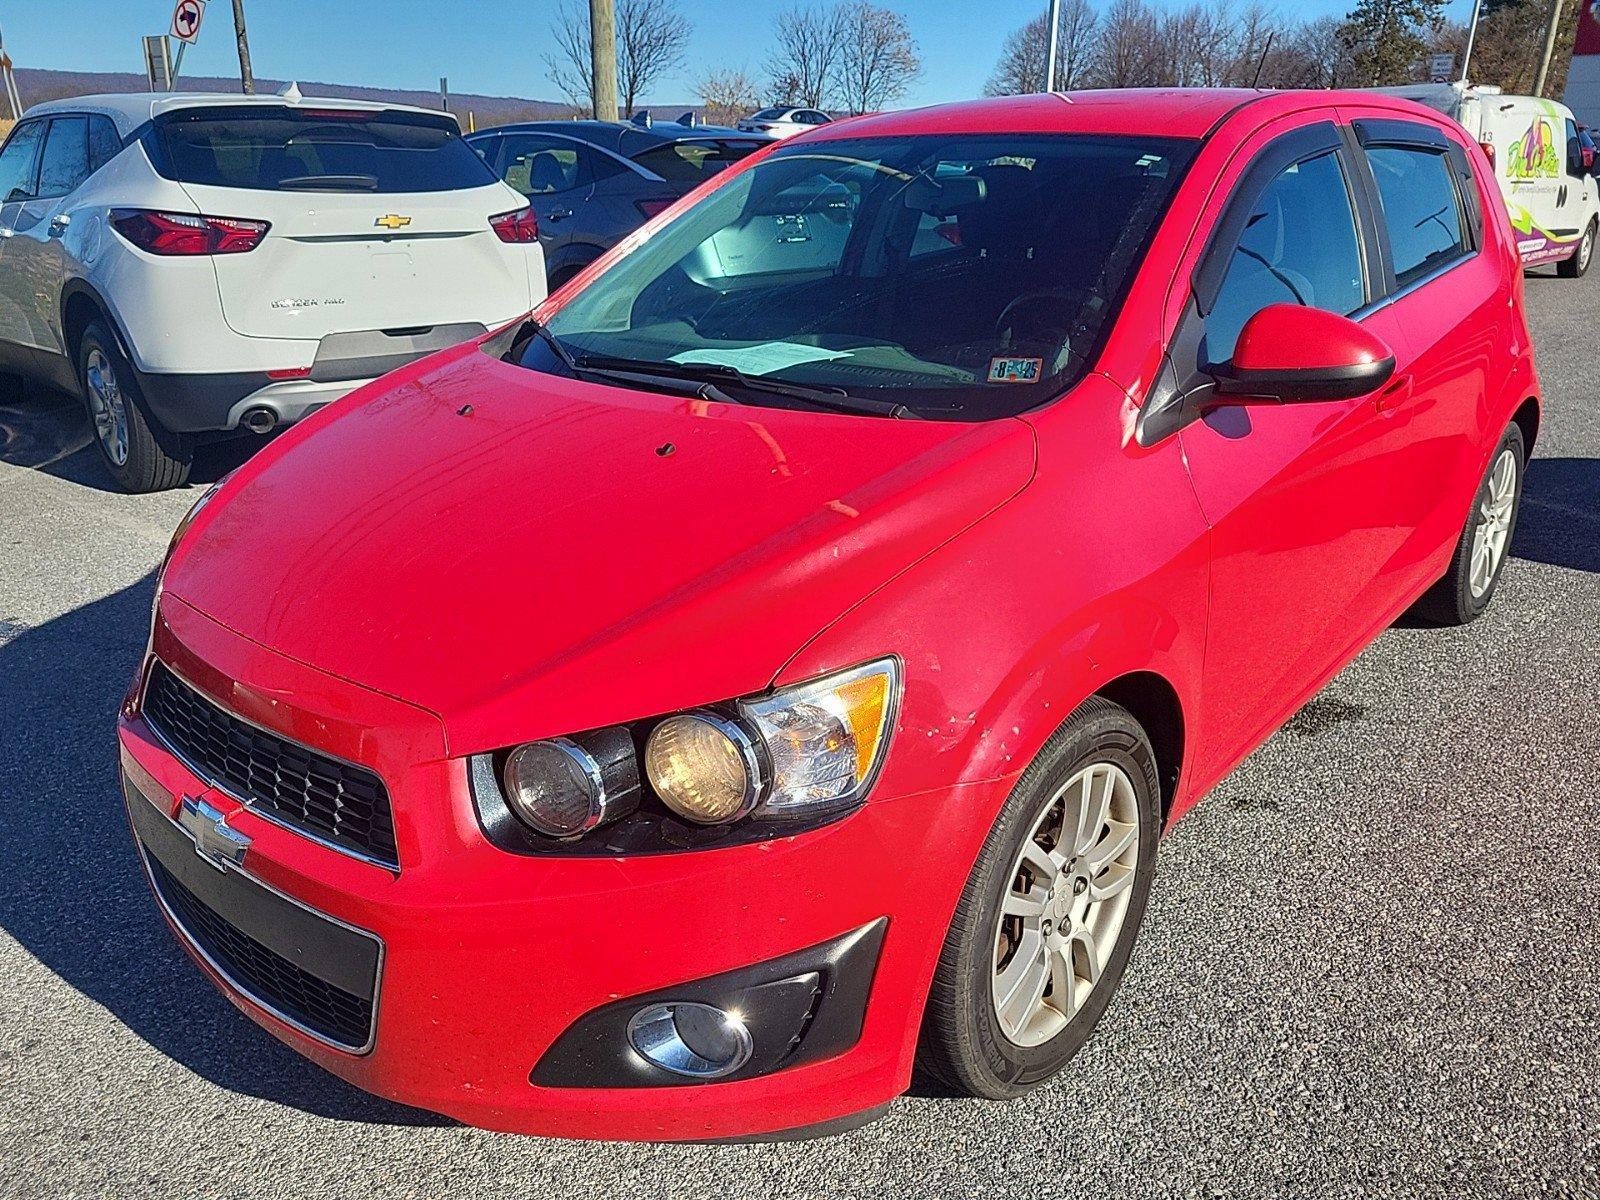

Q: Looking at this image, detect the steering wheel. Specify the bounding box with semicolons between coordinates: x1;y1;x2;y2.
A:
993;289;1086;347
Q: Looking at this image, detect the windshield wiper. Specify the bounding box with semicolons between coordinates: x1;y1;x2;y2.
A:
574;353;916;419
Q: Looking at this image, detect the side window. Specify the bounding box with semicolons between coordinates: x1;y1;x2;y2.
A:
497;135;585;196
1566;118;1583;176
1205;149;1366;364
0;121;47;202
87;116;123;175
467;135;500;168
37;116;92;199
1364;145;1468;287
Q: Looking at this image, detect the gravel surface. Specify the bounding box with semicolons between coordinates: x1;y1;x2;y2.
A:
1;272;1596;1200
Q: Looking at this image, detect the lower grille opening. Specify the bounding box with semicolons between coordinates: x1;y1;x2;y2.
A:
147;855;375;1051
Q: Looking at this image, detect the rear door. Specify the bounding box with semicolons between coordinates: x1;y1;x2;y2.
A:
144;105;533;341
1493;98;1573;264
486;131;600;260
1341;111;1511;597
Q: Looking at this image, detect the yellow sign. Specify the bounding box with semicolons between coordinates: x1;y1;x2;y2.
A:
374;214;412;230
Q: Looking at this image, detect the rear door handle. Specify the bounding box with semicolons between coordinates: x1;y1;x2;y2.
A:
1376;374;1413;414
546;208;573;222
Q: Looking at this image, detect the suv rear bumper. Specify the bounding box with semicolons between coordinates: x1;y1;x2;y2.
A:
131;321;490;434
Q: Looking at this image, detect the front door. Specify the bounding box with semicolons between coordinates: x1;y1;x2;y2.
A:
1175;122;1409;784
0;119;48;360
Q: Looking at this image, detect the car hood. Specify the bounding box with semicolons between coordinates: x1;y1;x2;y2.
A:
164;344;1036;755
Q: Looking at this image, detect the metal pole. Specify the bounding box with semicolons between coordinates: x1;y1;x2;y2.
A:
172;38;187;83
1459;0;1483;84
1044;0;1062;92
1534;0;1566;97
590;0;618;121
440;76;449;112
231;0;255;94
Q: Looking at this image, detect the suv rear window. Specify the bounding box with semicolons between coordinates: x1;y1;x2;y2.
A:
145;106;497;193
632;139;766;183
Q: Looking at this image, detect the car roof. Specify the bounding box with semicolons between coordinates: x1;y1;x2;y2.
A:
23;91;451;138
468;119;764;156
800;88;1458;144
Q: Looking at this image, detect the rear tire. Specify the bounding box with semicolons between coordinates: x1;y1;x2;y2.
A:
1557;218;1596;278
917;697;1161;1099
1411;422;1525;626
77;320;190;493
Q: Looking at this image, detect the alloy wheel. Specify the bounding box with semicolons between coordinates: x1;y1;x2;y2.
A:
84;348;130;467
1469;447;1518;598
991;761;1140;1048
1582;226;1595;273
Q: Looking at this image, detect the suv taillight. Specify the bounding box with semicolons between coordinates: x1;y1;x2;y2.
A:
490;206;538;243
110;209;270;255
1479;140;1496;168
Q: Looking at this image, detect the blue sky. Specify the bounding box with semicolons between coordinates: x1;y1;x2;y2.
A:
5;0;1477;108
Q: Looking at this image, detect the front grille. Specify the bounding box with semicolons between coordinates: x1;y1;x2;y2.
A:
146;854;375;1050
143;662;399;868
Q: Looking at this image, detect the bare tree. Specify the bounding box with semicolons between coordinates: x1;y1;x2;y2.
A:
834;0;921;112
1089;0;1162;87
546;0;692;117
984;1;1098;96
698;67;762;125
767;5;847;107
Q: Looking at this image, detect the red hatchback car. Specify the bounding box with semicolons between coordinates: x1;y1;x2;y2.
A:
119;89;1538;1141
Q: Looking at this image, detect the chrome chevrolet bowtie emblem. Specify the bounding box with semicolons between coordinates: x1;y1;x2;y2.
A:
177;796;251;871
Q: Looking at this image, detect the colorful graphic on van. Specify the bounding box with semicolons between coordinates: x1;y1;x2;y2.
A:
1507;116;1561;180
1508;201;1584;265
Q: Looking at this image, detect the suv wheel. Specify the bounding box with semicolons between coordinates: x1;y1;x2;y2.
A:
917;696;1160;1098
77;321;191;492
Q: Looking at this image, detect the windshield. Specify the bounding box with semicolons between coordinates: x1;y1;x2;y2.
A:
526;133;1196;420
146;106;497;193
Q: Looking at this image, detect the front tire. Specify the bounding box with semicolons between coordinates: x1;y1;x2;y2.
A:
1412;422;1525;626
77;320;190;493
1557;218;1596;278
917;696;1161;1099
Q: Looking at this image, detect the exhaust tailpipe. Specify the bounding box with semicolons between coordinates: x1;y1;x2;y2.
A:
241;407;279;435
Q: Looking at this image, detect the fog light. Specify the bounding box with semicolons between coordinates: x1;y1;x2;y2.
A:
626;1001;753;1079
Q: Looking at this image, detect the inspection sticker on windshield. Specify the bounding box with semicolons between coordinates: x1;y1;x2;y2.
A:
988;356;1042;384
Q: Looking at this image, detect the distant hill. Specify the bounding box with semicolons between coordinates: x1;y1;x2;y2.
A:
12;68;639;129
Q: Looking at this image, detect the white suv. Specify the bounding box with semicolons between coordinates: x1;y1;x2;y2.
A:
0;91;546;491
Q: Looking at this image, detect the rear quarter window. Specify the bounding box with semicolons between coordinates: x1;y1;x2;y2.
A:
145;106;498;193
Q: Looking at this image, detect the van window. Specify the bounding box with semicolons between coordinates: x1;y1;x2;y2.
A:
1365;145;1469;286
1205;150;1366;363
146;106;496;193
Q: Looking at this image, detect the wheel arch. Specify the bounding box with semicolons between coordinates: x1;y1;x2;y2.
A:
1090;671;1186;824
60;279;136;370
1511;394;1540;455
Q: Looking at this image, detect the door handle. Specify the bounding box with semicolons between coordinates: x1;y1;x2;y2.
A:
545;208;573;222
48;214;70;237
1376;374;1413;414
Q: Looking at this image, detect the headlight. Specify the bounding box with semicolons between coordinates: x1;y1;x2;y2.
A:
499;728;640;839
644;713;764;824
483;657;900;845
737;658;898;816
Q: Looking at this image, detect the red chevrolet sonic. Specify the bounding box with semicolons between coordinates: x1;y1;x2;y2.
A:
118;89;1538;1141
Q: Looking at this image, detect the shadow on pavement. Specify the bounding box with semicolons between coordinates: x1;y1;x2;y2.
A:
1513;457;1600;575
0;576;449;1127
0;380;272;492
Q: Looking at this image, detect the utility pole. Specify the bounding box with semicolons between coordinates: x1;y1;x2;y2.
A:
1534;0;1565;97
1044;0;1061;92
231;0;255;94
1460;0;1483;84
590;0;618;121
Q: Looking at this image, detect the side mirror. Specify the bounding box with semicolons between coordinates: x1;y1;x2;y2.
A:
1210;304;1396;404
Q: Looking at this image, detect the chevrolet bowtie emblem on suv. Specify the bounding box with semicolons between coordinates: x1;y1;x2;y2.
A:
374;213;412;230
177;796;252;871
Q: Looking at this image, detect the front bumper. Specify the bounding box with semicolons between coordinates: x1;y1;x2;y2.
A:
119;596;1007;1141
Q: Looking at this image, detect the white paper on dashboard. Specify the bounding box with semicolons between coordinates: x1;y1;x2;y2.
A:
668;343;851;374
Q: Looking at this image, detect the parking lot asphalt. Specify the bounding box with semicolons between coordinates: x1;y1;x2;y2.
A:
1;273;1597;1200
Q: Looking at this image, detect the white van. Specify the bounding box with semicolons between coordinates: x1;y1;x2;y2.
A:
1374;83;1599;278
